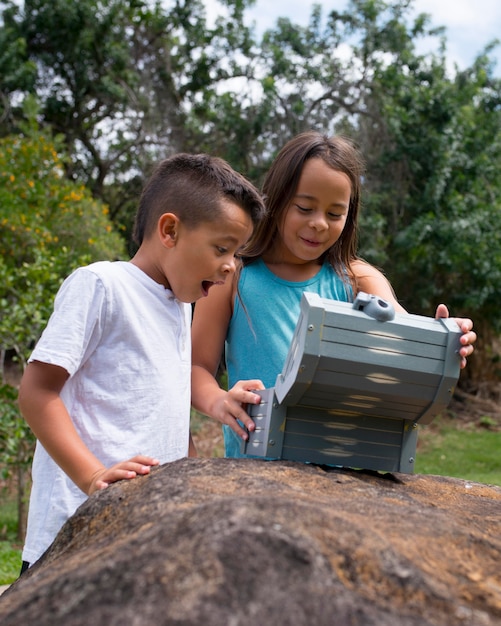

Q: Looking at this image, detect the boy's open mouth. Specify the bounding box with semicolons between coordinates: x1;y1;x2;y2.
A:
201;280;223;296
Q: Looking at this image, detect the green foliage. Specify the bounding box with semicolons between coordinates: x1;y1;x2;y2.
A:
0;0;38;134
0;253;69;364
0;125;126;264
0;381;33;544
0;120;127;531
0;383;33;472
0;0;262;219
362;44;501;326
0;124;126;363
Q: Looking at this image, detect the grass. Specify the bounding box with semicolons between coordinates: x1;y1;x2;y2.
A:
0;498;22;585
416;417;501;486
0;542;21;585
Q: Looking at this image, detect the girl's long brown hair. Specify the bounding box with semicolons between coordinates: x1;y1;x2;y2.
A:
241;131;364;288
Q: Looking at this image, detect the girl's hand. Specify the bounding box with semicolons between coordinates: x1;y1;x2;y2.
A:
88;455;160;495
435;304;477;369
212;379;265;441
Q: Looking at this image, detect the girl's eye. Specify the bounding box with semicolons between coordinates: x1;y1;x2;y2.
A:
296;204;312;212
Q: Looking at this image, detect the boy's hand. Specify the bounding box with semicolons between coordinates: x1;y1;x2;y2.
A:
88;455;160;495
212;380;264;441
435;304;477;369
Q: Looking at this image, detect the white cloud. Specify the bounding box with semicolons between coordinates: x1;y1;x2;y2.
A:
412;0;501;70
239;0;501;74
413;0;499;31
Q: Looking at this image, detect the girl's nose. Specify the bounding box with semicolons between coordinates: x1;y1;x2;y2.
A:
309;214;328;231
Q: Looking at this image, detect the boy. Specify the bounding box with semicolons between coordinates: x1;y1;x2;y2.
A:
18;153;266;569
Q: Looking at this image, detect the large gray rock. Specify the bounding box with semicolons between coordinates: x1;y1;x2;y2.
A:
1;458;500;625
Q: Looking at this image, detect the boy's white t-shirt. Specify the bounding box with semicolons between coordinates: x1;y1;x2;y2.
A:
22;261;192;565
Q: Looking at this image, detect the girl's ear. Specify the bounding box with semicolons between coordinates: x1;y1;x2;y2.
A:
158;213;179;248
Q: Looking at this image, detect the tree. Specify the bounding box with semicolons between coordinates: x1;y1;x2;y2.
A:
0;0;37;135
0;0;260;234
2;0;501;385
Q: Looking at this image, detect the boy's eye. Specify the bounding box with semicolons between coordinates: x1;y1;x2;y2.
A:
216;247;228;254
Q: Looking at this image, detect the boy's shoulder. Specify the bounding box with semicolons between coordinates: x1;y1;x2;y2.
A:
69;261;133;284
62;261;170;307
59;261;134;300
75;260;123;276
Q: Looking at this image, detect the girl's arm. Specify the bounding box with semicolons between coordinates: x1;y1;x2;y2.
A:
351;260;476;368
351;259;407;313
191;275;263;441
18;361;158;495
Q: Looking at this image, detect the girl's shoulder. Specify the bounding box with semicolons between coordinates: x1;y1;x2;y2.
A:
350;258;386;280
349;258;388;293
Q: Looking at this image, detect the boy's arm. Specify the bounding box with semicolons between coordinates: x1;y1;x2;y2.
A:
18;360;158;495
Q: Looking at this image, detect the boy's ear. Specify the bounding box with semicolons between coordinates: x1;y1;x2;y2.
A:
158;213;179;248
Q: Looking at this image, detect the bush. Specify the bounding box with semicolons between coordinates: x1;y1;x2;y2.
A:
0;118;128;542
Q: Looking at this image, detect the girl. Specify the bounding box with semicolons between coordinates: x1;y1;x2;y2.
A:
191;131;477;458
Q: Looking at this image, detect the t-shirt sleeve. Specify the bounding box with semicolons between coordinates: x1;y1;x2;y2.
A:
29;267;107;377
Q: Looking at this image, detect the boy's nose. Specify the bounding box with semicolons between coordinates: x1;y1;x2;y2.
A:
222;257;236;273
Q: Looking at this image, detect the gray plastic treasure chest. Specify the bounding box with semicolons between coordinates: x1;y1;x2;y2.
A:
243;291;462;473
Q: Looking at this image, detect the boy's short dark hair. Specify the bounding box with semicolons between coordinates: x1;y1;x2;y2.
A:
133;153;266;245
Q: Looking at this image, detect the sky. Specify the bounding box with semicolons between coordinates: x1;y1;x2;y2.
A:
206;0;501;76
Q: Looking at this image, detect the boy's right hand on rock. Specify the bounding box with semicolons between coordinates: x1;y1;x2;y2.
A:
88;455;160;495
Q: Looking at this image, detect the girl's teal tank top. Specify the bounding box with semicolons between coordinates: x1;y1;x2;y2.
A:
223;258;352;457
226;258;352;388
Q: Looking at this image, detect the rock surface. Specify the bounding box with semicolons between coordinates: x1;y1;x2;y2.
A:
1;457;500;625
